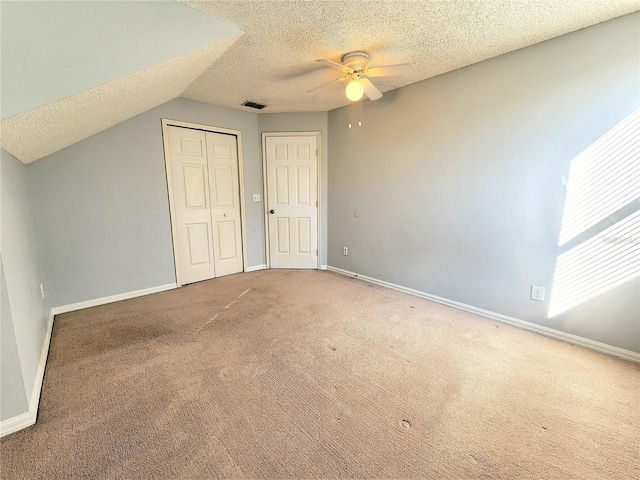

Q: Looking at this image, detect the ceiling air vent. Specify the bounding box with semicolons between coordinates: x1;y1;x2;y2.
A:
242;101;267;110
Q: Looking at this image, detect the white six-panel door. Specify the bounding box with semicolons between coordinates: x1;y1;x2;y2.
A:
265;135;318;269
166;125;243;285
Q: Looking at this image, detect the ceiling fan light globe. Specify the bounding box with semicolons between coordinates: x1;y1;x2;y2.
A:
346;79;364;101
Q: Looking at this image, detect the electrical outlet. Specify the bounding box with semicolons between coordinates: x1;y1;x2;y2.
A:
40;283;45;299
343;247;348;256
530;285;545;302
252;194;260;202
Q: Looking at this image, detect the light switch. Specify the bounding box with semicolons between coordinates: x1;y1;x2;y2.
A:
252;194;260;202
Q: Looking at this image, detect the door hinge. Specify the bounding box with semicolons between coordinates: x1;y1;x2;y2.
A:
316;250;318;256
316;200;318;207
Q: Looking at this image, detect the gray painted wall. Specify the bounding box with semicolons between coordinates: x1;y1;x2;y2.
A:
1;149;50;416
327;13;640;352
27;98;264;307
0;256;28;421
258;112;329;266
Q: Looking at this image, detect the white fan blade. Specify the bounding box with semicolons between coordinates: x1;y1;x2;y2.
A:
366;63;415;77
306;75;349;94
361;78;383;101
316;58;350;71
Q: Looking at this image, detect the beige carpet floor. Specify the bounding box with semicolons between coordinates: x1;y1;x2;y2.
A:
1;270;638;479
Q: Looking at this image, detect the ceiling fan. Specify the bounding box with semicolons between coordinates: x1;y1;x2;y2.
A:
307;51;415;101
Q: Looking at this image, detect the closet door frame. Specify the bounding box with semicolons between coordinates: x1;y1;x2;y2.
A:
161;118;248;287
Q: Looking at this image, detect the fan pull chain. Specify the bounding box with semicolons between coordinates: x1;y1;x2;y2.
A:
348;101;363;129
348;101;353;128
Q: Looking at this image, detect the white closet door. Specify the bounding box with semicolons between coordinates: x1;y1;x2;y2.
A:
207;132;243;277
167;126;215;284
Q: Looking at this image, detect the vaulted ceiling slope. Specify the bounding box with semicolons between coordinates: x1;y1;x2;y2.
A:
1;1;637;165
0;1;242;164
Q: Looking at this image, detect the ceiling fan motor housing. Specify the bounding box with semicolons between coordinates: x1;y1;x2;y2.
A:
341;51;371;72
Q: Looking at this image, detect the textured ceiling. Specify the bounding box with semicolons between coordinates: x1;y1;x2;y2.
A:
1;1;638;165
182;0;639;113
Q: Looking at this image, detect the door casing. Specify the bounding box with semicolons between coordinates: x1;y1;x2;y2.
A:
262;132;322;270
162;118;248;287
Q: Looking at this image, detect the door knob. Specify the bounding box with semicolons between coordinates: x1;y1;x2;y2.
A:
269;209;275;214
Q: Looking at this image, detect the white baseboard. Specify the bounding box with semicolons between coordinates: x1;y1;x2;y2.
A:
326;266;640;364
319;264;328;270
51;283;178;315
0;410;34;438
0;309;55;438
245;264;267;273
